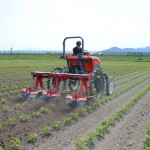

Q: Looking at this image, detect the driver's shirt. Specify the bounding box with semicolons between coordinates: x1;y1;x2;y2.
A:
73;46;82;55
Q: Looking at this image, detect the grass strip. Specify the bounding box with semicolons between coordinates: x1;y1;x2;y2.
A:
75;84;150;150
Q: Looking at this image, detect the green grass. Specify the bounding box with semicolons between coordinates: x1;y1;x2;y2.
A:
0;54;149;71
0;54;65;70
99;55;150;62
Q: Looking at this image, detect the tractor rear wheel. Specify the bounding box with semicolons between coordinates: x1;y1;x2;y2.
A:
106;77;114;95
89;69;104;101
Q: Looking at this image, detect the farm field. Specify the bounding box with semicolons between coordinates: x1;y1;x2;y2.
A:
0;54;150;150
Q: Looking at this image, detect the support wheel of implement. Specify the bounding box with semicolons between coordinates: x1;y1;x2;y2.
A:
89;69;104;101
106;77;114;95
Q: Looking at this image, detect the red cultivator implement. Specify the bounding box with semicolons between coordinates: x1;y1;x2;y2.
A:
21;36;114;107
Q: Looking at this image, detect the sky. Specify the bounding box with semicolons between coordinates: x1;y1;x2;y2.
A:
0;0;150;51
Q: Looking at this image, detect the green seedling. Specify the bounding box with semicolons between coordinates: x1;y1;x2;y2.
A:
91;102;100;109
27;133;38;143
1;98;7;104
85;132;96;146
75;139;86;150
63;117;72;125
96;125;108;137
19;114;29;122
78;108;87;117
31;111;41;118
51;121;61;130
84;106;92;113
8;117;17;127
2;105;8;113
40;107;48;114
13;103;21;110
9;138;21;150
71;112;79;120
144;121;150;149
40;125;52;136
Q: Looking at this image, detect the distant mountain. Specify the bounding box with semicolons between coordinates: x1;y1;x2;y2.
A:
102;46;150;53
94;46;150;55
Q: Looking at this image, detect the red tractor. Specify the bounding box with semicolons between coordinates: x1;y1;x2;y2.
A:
22;36;114;107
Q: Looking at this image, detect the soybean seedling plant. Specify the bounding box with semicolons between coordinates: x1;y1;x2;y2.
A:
40;107;48;114
1;98;7;104
96;124;108;137
2;105;8;113
63;117;72;125
71;112;79;121
40;125;52;137
13;103;21;110
8;117;17;127
51;121;62;130
144;121;150;149
31;111;41;118
75;139;86;150
85;132;96;146
19;114;29;122
9;138;21;150
27;133;38;143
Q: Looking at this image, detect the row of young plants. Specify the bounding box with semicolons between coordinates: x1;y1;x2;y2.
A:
115;71;150;86
114;69;150;81
75;84;150;150
0;105;50;129
0;83;30;95
144;121;150;150
0;105;50;150
4;75;149;149
0;98;28;114
111;67;146;78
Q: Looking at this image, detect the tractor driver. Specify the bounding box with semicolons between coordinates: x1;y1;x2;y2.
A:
73;41;82;55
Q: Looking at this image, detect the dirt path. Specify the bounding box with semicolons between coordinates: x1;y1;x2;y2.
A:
94;90;150;150
24;78;150;150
